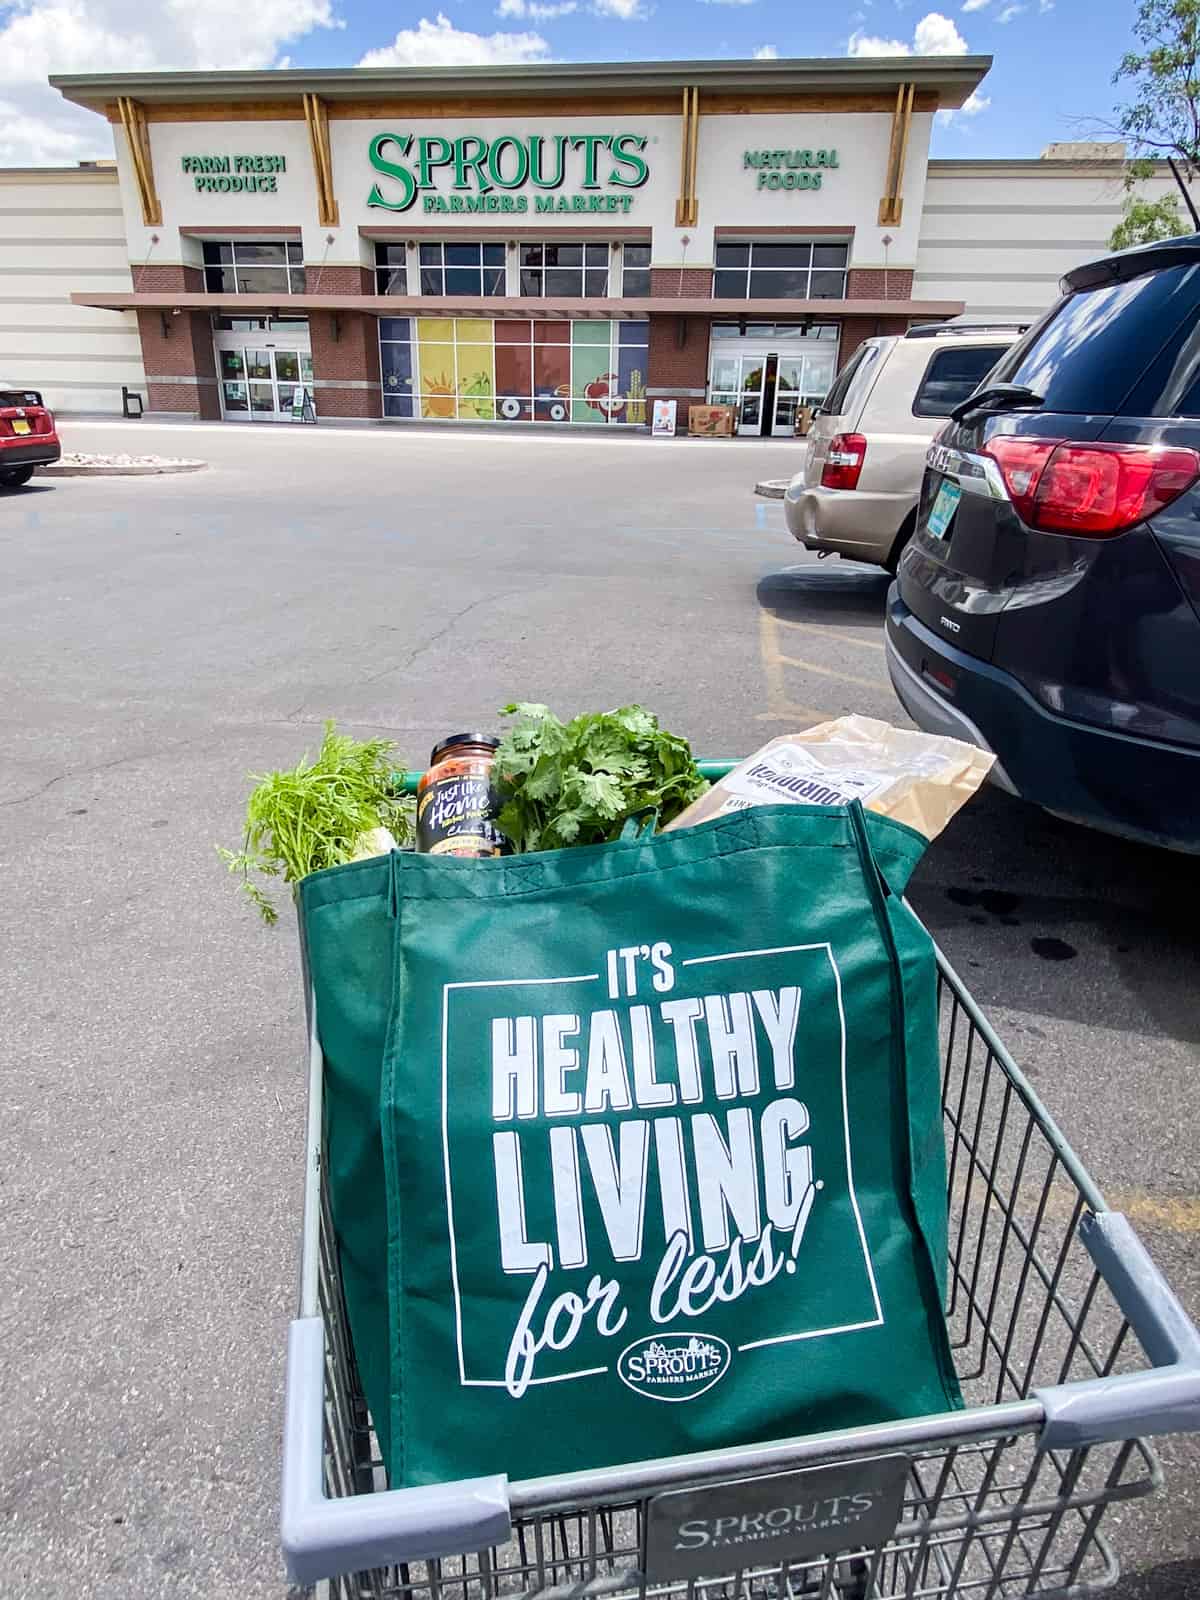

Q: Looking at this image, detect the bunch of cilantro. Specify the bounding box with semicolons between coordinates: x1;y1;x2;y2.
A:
493;703;709;853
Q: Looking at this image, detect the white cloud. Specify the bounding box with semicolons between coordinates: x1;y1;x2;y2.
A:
913;11;968;48
847;29;912;52
496;0;576;17
848;9;967;51
936;87;990;124
591;0;648;17
0;0;340;167
753;43;778;56
700;0;756;6
359;12;551;64
996;1;1023;16
961;0;990;11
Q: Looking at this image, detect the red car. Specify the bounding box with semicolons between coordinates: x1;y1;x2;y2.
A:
0;382;61;488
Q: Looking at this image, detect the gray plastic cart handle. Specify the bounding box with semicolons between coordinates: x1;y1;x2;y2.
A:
1035;1209;1200;1451
281;1316;512;1585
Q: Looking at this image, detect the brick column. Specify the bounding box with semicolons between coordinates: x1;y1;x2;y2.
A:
136;307;220;420
650;266;714;298
305;264;373;294
647;313;711;429
308;309;382;421
846;268;914;301
836;314;911;368
129;264;204;293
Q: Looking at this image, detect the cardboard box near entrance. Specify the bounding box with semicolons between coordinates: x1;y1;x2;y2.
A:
688;404;737;437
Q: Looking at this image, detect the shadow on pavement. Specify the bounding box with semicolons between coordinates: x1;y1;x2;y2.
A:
756;563;891;628
1106;1557;1200;1598
908;784;1200;1042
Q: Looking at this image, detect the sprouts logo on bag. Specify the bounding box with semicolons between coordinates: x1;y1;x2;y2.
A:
618;1334;732;1401
440;938;884;1399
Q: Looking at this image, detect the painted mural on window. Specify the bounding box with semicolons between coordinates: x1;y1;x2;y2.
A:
379;317;648;424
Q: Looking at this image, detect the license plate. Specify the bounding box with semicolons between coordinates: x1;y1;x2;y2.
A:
926;479;961;540
11;419;30;435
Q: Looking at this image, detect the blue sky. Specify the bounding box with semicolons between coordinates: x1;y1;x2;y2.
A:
0;0;1136;167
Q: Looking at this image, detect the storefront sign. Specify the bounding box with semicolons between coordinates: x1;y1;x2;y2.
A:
367;132;650;214
743;148;839;192
181;154;286;193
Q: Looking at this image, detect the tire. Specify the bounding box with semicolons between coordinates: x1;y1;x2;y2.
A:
0;465;36;488
883;511;917;576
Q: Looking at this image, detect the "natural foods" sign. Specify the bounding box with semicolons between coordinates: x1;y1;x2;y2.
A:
367;132;650;214
744;147;840;191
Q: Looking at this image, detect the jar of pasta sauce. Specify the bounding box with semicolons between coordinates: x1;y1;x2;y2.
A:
416;734;511;858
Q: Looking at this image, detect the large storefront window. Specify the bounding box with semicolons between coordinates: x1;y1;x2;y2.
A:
713;242;849;300
202;240;305;294
379;317;648;423
708;322;839;436
419;241;507;295
520;243;609;298
622;244;651;297
375;244;407;295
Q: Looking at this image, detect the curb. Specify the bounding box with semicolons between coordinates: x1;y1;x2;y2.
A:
38;459;208;477
754;479;789;499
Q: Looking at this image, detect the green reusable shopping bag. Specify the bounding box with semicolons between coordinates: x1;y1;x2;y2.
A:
372;802;960;1489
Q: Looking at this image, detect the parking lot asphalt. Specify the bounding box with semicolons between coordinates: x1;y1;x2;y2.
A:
2;417;1198;1597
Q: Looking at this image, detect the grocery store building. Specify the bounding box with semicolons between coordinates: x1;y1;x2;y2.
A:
2;58;1172;432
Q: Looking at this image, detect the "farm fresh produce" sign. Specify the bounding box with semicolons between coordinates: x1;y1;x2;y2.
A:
367;132;650;214
181;154;286;193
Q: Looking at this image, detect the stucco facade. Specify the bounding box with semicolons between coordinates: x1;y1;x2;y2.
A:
0;59;1171;429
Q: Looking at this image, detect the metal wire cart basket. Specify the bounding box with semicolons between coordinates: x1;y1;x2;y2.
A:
282;804;1200;1599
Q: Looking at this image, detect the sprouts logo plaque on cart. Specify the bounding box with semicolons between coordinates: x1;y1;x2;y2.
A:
440;936;884;1400
643;1457;910;1580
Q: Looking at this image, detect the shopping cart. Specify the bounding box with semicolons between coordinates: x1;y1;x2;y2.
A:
281;762;1200;1599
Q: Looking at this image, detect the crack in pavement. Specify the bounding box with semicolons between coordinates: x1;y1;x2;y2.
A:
286;591;518;719
0;733;213;810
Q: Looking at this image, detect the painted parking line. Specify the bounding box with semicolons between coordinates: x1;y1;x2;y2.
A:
756;609;831;727
776;650;889;693
775;614;886;653
1110;1190;1200;1236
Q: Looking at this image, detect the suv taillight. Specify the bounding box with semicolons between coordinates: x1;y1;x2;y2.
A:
984;436;1200;536
821;432;867;491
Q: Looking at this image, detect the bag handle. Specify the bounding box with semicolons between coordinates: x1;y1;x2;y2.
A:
619;807;660;842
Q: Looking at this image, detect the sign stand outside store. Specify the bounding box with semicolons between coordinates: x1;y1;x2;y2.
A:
652;399;678;437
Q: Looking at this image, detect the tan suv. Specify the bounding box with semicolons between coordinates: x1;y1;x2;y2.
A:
784;324;1022;572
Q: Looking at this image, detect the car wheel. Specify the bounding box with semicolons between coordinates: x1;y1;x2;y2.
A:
0;465;36;488
884;511;917;576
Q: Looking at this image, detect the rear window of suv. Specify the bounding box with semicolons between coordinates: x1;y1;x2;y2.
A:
820;341;881;420
912;344;1005;417
986;261;1200;416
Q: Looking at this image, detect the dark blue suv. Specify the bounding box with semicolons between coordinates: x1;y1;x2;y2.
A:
886;236;1200;852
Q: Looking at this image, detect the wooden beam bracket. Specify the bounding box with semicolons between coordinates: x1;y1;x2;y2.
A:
304;92;339;229
674;86;700;228
117;96;161;228
878;81;915;227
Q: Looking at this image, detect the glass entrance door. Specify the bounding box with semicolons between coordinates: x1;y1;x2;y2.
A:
213;317;313;422
709;352;770;435
707;324;841;437
773;347;840;433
